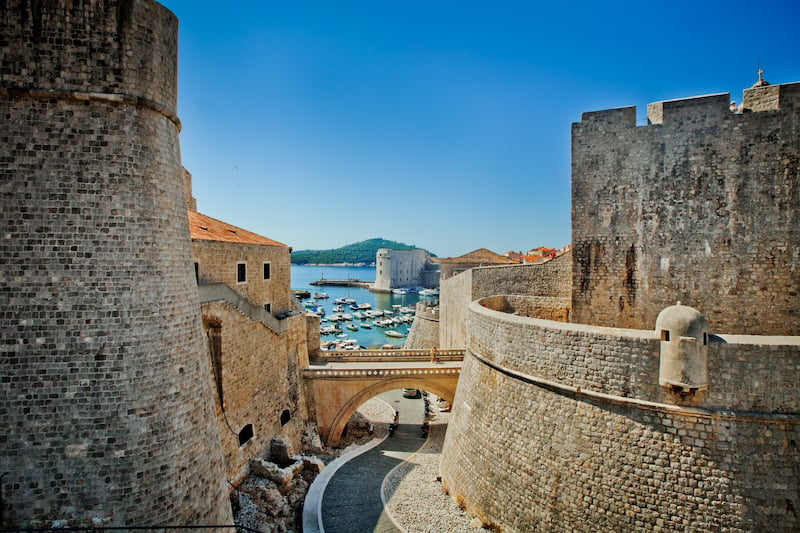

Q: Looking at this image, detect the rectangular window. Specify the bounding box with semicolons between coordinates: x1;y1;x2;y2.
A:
237;262;247;283
194;262;199;284
264;303;271;313
263;262;271;280
238;424;254;446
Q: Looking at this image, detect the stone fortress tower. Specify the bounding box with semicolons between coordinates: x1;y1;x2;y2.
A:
439;78;800;532
1;1;232;527
571;75;799;335
372;248;438;291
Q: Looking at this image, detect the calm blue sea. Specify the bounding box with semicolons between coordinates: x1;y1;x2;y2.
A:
291;265;434;348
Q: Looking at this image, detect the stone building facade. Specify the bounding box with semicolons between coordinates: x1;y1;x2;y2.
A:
440;80;800;531
189;210;312;485
372;248;439;291
437;247;517;281
0;1;232;526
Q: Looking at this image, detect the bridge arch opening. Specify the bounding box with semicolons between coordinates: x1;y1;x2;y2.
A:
326;378;456;447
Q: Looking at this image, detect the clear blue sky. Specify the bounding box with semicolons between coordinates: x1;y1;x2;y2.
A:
161;0;798;258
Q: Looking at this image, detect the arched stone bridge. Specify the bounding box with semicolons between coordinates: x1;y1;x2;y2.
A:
303;349;464;446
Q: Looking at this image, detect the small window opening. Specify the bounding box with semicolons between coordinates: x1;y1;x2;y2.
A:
237;262;246;283
703;332;708;346
263;263;271;280
264;303;271;313
280;409;291;426
238;424;254;446
194;262;199;284
660;330;670;342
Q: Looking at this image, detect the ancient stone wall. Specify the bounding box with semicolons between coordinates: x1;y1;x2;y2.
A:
404;301;440;349
440;298;800;531
439;268;474;349
200;301;310;485
571;84;800;334
0;0;232;526
193;240;293;314
439;253;571;349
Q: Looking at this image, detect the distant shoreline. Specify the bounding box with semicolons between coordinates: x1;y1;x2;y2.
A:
292;263;376;268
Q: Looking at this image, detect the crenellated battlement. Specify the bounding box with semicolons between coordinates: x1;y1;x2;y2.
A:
576;81;800;133
578;105;636;129
646;92;730;125
743;80;800;111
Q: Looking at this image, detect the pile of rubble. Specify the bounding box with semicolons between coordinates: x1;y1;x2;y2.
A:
232;436;325;533
232;400;395;532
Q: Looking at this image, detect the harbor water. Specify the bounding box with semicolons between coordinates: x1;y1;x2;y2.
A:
291;265;435;349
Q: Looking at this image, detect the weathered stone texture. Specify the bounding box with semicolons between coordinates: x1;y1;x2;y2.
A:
201;301;310;485
440;300;800;532
0;0;178;108
440;252;571;349
193;234;311;485
571;85;800;334
0;0;231;526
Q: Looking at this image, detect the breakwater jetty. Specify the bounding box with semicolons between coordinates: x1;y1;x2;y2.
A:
310;278;373;288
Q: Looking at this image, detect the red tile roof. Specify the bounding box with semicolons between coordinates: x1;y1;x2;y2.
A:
187;210;286;247
437;248;516;264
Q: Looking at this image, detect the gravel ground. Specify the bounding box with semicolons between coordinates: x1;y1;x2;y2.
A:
382;408;480;533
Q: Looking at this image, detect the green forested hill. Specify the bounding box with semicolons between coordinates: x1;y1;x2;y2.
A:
290;238;435;265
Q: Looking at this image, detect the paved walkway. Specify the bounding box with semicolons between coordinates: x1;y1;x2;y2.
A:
308;393;427;533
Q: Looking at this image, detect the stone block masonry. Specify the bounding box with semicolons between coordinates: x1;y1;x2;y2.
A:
0;0;232;527
439;252;571;349
440;297;800;532
439;80;800;531
571;83;800;335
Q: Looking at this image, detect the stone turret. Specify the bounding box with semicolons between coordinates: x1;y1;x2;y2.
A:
0;0;232;527
656;303;709;392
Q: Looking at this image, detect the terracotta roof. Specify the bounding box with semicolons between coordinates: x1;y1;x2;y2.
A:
187;210;286;247
438;248;516;264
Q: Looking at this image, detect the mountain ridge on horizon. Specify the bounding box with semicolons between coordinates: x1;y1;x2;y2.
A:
290;238;436;265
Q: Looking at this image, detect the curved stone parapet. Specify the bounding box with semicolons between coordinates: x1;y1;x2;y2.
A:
440;296;800;532
405;303;440;349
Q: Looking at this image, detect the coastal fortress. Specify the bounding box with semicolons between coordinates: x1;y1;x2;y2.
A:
2;0;799;530
439;78;800;531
